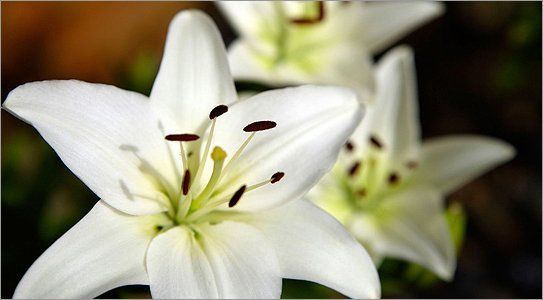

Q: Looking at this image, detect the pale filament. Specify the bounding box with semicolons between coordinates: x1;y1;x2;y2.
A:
218;132;256;183
192;118;216;190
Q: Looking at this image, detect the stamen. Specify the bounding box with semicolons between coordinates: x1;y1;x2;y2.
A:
356;188;366;198
247;180;268;191
179;142;188;174
165;134;200;142
219;132;255;181
345;140;355;152
369;135;384;149
192;120;216;189
164;133;200;172
243;121;277;132
188;172;278;222
290;2;325;24
270;172;285;184
228;185;246;207
209;172;279;206
348;161;361;177
388;172;400;185
209;104;228;119
182;169;191;195
406;161;418;170
193;104;228;190
221;121;277;182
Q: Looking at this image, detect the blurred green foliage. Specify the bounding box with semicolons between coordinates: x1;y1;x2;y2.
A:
121;51;160;96
492;3;541;95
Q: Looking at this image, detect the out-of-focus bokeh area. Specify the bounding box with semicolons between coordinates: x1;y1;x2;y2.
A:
1;2;541;298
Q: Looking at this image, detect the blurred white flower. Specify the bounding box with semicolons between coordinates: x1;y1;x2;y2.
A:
219;1;443;97
4;10;380;299
308;46;515;280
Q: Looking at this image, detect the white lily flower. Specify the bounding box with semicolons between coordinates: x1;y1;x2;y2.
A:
219;1;444;96
4;10;380;299
309;46;515;281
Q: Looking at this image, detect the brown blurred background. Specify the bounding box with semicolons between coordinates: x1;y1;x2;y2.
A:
1;2;541;299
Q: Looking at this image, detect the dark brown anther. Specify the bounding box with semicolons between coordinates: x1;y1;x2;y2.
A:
369;135;383;149
243;121;277;132
356;188;367;198
290;2;325;25
406;161;418;170
348;161;361;177
165;134;200;142
209;105;229;119
228;185;247;207
388;172;400;185
345;140;355;152
270;172;285;184
182;169;191;195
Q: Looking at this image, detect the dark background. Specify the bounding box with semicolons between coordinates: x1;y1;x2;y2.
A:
2;2;541;298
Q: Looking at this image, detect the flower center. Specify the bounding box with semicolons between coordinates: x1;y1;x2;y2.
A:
163;105;285;225
342;135;418;211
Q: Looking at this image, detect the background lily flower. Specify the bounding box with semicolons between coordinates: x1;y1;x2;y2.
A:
309;46;516;281
218;1;443;96
3;10;380;299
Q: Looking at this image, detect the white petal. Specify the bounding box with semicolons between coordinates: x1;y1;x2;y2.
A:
147;222;281;299
360;2;444;53
248;200;380;299
227;40;353;89
146;226;219;299
217;1;278;40
3;80;176;215
415;135;515;194
210;85;363;211
305;38;375;100
150;10;237;135
227;40;287;85
353;187;455;280
352;46;420;162
198;221;282;298
13;201;160;299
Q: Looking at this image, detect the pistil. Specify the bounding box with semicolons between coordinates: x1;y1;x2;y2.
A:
191;146;227;208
